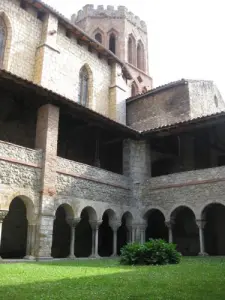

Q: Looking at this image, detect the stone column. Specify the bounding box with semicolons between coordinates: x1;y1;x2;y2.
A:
67;218;81;259
90;221;101;258
0;210;8;259
165;220;174;243
24;224;36;260
139;225;146;244
35;104;59;259
111;222;120;257
196;220;208;256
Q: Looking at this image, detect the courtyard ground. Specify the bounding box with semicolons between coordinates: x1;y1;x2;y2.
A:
0;257;224;300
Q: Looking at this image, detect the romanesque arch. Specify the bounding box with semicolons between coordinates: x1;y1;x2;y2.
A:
51;203;74;258
117;211;133;254
0;12;12;69
78;64;93;108
1;197;29;258
202;203;225;255
75;206;97;257
144;209;168;242
137;40;145;72
171;206;199;256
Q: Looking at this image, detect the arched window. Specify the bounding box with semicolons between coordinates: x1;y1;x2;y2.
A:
0;18;7;67
79;66;89;106
95;33;102;44
131;81;138;97
142;87;147;93
128;35;136;65
137;40;145;71
109;33;116;54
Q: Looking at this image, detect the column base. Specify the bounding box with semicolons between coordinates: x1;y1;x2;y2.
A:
89;254;100;259
24;255;36;260
67;255;76;260
198;252;208;256
36;256;53;261
111;254;119;258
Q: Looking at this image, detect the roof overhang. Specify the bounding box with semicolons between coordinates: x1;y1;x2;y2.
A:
0;69;139;138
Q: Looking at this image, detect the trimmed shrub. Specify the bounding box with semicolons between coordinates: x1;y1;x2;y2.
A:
120;239;181;266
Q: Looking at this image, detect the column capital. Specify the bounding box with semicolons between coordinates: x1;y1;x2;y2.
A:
0;210;8;222
110;221;121;231
66;217;81;227
165;219;175;229
89;220;102;230
196;219;206;229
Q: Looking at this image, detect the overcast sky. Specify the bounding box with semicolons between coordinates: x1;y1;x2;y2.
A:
44;0;225;97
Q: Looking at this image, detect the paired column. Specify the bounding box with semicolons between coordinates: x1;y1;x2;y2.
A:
165;220;174;243
67;218;81;259
24;223;36;260
111;222;120;256
0;210;8;259
127;225;136;243
196;220;208;256
90;221;101;258
139;224;146;244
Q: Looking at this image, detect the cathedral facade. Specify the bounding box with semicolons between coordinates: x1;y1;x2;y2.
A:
0;0;224;260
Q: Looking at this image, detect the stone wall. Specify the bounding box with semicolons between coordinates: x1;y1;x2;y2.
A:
189;80;225;118
127;81;190;131
141;166;225;220
1;0;42;80
0;141;42;166
56;157;131;207
127;80;225;132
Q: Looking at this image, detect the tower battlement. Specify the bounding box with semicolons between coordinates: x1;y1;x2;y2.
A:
71;5;147;33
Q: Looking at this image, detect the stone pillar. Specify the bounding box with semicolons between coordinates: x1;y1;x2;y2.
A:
90;221;101;258
139;225;146;244
109;63;128;124
35;104;59;259
67;218;81;259
196;220;208;256
0;210;8;259
165;220;174;243
111;222;120;256
24;224;36;260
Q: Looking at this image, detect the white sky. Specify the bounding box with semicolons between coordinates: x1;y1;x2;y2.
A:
44;0;225;97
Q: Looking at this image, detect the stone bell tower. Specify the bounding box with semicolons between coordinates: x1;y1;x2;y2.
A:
71;5;153;95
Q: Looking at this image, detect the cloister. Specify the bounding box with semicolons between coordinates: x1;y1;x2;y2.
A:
0;196;224;260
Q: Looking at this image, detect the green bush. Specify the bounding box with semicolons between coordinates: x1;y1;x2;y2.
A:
120;239;181;266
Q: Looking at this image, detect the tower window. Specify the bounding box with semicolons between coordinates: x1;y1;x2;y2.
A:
79;66;89;106
137;40;145;72
109;33;116;54
95;33;102;44
128;34;136;65
131;82;138;97
0;18;7;67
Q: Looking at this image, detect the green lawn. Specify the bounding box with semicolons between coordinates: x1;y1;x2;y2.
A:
0;257;225;300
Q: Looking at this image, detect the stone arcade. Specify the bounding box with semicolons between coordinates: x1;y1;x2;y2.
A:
0;0;225;260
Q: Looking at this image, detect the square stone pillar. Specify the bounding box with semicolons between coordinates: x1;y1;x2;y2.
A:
35;104;59;259
123;139;151;206
109;63;128;125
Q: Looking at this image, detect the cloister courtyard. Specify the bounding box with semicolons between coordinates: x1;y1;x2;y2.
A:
0;257;225;300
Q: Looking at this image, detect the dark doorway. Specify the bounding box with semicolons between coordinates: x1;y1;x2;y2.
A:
145;209;168;242
99;212;113;257
75;209;92;257
51;205;71;258
203;203;225;255
1;197;27;258
172;206;199;256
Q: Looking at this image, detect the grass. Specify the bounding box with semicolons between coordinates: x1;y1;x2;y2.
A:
0;257;225;300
